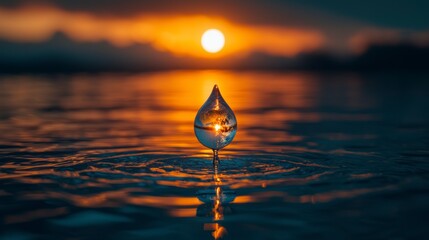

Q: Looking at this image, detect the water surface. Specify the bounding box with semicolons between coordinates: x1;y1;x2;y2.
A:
0;71;428;239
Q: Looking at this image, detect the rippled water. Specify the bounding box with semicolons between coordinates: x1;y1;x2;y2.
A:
0;71;428;239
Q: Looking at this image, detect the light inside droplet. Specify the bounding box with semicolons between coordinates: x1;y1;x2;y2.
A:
214;124;221;132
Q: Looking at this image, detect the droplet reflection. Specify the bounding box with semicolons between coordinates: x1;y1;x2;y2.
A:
194;85;237;151
197;154;235;240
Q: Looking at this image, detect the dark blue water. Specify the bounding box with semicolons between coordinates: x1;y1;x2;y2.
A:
0;71;428;239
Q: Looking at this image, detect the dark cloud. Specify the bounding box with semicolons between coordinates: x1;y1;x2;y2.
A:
1;0;428;30
285;0;429;29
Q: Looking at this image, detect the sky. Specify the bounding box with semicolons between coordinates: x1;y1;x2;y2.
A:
0;0;428;70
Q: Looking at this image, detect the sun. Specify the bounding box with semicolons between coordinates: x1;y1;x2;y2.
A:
201;29;225;53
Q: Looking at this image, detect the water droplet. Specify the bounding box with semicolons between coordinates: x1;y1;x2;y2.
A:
194;85;237;150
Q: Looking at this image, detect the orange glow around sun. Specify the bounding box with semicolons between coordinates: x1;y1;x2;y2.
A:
0;5;325;58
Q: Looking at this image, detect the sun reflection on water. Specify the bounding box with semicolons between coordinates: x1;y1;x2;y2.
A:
0;71;419;238
0;70;319;154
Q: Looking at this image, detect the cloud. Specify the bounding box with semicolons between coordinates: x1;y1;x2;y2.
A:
349;28;429;53
3;0;429;29
0;5;324;58
0;1;428;60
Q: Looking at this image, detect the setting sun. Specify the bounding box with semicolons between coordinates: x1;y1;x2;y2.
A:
201;29;225;53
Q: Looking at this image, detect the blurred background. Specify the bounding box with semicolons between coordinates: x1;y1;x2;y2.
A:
0;0;428;72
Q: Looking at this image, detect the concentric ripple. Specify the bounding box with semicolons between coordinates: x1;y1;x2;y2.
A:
1;72;429;239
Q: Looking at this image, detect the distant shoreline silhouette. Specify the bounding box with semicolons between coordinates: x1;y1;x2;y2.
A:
1;32;428;73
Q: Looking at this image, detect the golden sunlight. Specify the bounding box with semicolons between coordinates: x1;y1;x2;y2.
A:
0;6;325;58
201;29;225;53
